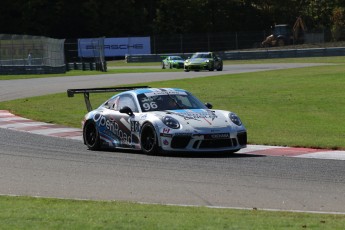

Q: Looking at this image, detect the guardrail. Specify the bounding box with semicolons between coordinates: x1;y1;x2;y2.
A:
125;47;345;63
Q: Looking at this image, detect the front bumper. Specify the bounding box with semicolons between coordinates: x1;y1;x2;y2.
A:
184;63;210;71
160;131;247;152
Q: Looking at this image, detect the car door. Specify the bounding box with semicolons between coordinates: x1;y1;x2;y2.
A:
112;93;140;149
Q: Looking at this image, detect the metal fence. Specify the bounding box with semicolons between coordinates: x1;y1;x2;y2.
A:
150;30;328;54
151;31;266;54
0;34;65;74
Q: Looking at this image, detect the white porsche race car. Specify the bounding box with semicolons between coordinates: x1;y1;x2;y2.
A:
67;87;247;154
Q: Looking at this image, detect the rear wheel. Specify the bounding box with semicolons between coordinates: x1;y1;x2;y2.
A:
140;123;159;155
83;121;101;150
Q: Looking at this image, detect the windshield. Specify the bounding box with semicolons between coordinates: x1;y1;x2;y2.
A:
171;56;183;60
137;91;207;112
191;53;211;59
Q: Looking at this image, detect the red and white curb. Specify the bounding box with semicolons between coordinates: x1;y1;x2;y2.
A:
1;110;345;160
0;110;82;141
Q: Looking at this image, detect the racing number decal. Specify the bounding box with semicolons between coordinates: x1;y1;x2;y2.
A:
142;102;158;111
131;121;140;132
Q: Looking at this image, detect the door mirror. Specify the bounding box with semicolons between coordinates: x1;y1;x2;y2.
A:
120;106;134;116
205;103;213;109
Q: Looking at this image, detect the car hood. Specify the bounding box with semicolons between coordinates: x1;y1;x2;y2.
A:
152;109;231;130
187;58;210;63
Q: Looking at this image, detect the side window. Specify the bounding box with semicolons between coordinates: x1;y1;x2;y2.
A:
103;96;118;110
117;94;138;112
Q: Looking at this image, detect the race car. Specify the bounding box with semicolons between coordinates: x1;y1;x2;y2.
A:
184;52;223;72
161;56;185;69
67;87;246;154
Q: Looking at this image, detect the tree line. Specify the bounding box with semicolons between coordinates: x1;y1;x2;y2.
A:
1;0;344;40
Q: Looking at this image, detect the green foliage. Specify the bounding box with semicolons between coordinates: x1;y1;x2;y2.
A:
0;0;344;37
331;7;345;41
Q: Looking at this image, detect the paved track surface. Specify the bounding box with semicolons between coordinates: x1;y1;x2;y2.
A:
1;63;345;213
1;126;345;213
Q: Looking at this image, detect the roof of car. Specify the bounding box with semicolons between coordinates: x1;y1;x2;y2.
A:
113;88;187;97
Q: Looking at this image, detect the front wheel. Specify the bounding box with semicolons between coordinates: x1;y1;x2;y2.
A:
140;123;159;155
216;63;223;71
83;121;101;150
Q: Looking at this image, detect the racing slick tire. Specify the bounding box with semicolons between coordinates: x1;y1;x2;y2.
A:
140;123;159;155
83;121;101;150
208;64;214;71
216;63;223;71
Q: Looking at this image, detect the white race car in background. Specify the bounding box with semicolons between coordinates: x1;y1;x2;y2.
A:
67;87;247;154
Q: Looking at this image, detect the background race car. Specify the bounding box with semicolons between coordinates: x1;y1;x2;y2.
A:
161;56;185;69
184;52;223;72
67;87;246;155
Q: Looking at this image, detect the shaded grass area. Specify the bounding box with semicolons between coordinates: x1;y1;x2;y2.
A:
0;64;344;149
1;196;344;230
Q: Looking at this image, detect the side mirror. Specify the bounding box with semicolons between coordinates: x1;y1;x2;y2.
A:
205;103;213;109
119;106;134;116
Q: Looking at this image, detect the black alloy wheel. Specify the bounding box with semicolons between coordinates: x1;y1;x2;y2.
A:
140;123;159;154
83;121;101;150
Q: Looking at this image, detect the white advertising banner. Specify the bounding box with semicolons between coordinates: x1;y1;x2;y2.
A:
78;37;151;57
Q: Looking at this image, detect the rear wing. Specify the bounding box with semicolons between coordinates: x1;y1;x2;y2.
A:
67;86;150;112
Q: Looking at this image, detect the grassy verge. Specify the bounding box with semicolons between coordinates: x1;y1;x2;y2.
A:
1;56;343;80
1;63;344;149
107;56;345;66
0;68;173;80
1;196;344;230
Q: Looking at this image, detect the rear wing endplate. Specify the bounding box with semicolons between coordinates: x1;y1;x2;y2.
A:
67;86;150;112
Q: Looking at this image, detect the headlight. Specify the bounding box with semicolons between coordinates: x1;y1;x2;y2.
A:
205;59;209;63
162;116;180;129
229;113;242;126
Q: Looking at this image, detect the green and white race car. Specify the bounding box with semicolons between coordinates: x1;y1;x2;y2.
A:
184;52;223;72
161;56;185;69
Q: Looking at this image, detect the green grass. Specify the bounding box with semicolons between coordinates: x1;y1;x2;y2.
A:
1;62;344;149
106;56;345;66
1;196;344;230
0;68;173;80
1;56;343;80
